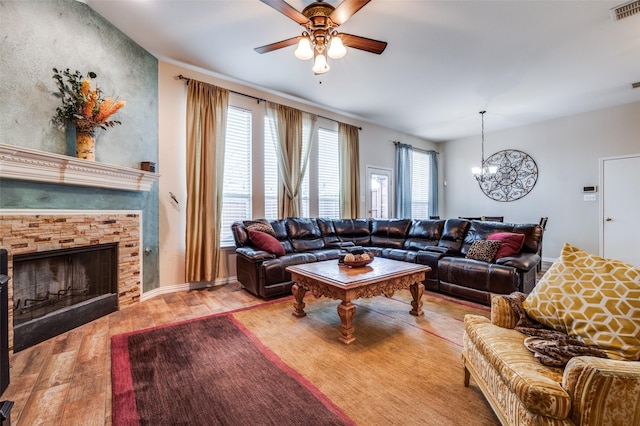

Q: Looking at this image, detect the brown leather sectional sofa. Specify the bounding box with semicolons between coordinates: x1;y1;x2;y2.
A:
231;218;543;304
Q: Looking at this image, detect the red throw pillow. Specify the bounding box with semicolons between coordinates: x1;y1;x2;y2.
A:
248;229;285;257
488;232;525;259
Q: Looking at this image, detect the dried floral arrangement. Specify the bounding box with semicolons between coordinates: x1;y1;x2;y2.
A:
51;68;125;132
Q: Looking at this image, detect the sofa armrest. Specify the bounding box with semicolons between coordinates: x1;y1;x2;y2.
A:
235;246;276;262
562;356;640;426
422;246;460;255
495;253;540;272
326;241;356;249
490;294;517;329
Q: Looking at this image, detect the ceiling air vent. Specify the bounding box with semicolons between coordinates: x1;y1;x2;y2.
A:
610;0;640;20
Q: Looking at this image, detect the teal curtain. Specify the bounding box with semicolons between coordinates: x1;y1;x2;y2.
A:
428;150;439;218
395;143;412;218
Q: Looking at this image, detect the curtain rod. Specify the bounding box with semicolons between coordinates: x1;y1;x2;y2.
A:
392;140;439;154
177;74;361;130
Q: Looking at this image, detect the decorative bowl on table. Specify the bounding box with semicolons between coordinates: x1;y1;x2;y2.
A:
342;252;374;268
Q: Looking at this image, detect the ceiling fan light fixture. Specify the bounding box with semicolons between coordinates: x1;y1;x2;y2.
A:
294;36;314;60
327;35;347;59
256;0;387;74
312;53;330;74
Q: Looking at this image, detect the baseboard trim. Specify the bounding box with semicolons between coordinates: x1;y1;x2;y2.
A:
542;257;556;266
140;276;237;302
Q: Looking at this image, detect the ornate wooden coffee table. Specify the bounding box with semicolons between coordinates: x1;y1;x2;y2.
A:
286;258;430;344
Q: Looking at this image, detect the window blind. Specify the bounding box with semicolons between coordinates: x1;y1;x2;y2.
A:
220;106;252;245
411;150;430;219
318;127;340;218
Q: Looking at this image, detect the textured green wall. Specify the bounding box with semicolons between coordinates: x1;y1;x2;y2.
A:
0;0;160;291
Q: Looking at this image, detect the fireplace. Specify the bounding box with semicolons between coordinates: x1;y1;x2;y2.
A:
12;243;118;351
0;210;143;352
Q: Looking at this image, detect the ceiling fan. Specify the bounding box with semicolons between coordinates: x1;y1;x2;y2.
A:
255;0;387;74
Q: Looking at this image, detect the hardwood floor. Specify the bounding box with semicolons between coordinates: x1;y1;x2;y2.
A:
2;282;263;425
3;262;552;425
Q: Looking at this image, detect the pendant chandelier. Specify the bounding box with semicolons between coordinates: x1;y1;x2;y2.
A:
472;111;497;182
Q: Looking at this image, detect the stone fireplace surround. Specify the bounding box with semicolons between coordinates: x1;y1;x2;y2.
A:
0;210;142;351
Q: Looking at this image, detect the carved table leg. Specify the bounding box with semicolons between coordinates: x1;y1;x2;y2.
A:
409;282;424;316
337;301;356;344
292;284;307;317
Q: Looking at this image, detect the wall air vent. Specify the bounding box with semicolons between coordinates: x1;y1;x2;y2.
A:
610;0;640;20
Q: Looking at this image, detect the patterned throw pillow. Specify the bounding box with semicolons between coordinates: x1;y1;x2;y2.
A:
465;240;501;263
243;220;276;237
523;243;640;361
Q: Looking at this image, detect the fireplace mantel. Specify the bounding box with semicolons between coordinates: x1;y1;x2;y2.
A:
0;143;159;192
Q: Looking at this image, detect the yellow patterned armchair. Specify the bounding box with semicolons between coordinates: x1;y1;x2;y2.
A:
462;295;640;425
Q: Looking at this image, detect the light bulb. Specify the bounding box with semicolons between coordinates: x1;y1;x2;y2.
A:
312;54;330;74
294;37;313;60
327;36;347;59
471;167;481;175
488;166;498;174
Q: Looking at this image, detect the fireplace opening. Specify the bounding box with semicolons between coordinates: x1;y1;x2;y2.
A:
12;243;118;351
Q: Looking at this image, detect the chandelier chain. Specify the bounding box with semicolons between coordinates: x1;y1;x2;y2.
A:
480;110;486;166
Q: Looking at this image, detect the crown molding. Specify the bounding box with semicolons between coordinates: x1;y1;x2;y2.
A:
0;143;159;192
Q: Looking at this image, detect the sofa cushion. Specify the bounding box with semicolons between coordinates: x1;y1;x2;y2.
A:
286;218;325;252
438;219;471;252
371;219;412;248
523;243;640;361
488;232;525;259
466;240;501;262
403;219;444;251
438;257;519;294
332;219;371;246
248;229;285;256
464;315;570;419
271;220;293;253
316;218;341;246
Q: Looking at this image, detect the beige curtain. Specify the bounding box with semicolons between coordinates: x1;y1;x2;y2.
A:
339;122;361;219
185;80;229;282
266;102;316;219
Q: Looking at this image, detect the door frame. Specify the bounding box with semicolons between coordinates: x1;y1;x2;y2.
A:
599;152;640;257
365;165;393;219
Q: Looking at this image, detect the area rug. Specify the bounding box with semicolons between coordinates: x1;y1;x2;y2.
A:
111;310;353;425
112;291;498;425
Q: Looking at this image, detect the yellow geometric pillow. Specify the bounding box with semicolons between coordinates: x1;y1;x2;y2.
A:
523;243;640;361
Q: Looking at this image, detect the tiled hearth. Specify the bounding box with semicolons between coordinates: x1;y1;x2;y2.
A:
0;210;142;351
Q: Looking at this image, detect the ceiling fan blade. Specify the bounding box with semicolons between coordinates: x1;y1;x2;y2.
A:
260;0;309;25
340;33;387;54
254;36;302;54
330;0;371;26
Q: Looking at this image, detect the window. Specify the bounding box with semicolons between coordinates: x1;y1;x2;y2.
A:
263;116;311;219
411;150;430;219
220;106;252;245
220;94;345;245
317;127;340;218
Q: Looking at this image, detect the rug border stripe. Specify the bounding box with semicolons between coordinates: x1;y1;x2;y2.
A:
111;333;139;426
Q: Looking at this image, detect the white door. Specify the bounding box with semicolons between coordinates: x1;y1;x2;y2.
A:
600;154;640;267
366;166;392;219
